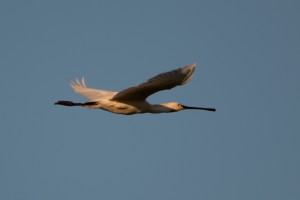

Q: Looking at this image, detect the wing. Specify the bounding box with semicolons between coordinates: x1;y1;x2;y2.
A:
69;78;117;101
112;63;196;101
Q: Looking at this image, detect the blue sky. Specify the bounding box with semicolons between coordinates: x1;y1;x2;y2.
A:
1;0;299;199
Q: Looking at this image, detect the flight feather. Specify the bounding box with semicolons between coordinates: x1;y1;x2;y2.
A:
69;78;117;101
112;63;196;101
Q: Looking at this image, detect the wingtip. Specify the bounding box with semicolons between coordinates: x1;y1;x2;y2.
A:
184;63;196;70
69;77;86;88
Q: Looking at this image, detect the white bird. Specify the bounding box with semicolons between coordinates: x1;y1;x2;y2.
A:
55;63;216;115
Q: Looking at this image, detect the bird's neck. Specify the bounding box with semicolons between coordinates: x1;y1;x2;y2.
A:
150;104;175;114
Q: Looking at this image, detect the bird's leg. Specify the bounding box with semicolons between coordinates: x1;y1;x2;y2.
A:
54;101;83;106
54;101;99;107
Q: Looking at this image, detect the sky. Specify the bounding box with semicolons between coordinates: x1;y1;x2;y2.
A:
1;0;299;199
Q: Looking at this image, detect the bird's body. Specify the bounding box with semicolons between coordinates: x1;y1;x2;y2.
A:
85;99;152;115
55;63;216;114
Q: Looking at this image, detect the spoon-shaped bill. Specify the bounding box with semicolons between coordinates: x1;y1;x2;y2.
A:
181;105;216;112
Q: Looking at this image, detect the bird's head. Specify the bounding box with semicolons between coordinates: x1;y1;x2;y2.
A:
160;102;216;112
160;102;185;112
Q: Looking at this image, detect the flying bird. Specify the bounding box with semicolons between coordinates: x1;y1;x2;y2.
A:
55;63;216;115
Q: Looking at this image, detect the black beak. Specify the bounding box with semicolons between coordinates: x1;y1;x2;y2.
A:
181;105;216;112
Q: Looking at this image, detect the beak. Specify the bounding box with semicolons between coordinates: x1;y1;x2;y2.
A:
181;105;216;112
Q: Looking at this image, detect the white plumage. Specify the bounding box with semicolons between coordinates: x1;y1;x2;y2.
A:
70;78;117;101
55;63;216;114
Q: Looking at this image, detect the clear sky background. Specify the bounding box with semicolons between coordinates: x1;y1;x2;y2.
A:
1;0;299;200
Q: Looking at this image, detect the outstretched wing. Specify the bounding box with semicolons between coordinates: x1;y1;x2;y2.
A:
112;63;196;101
69;78;117;101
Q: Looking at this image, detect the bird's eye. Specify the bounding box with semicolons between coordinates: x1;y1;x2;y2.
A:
178;104;181;107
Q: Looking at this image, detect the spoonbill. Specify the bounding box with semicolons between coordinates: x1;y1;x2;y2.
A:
55;63;216;114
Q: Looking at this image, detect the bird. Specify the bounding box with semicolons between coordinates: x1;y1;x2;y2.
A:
55;63;216;115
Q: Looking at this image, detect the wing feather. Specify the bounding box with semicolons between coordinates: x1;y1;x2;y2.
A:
113;63;196;101
69;78;117;101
